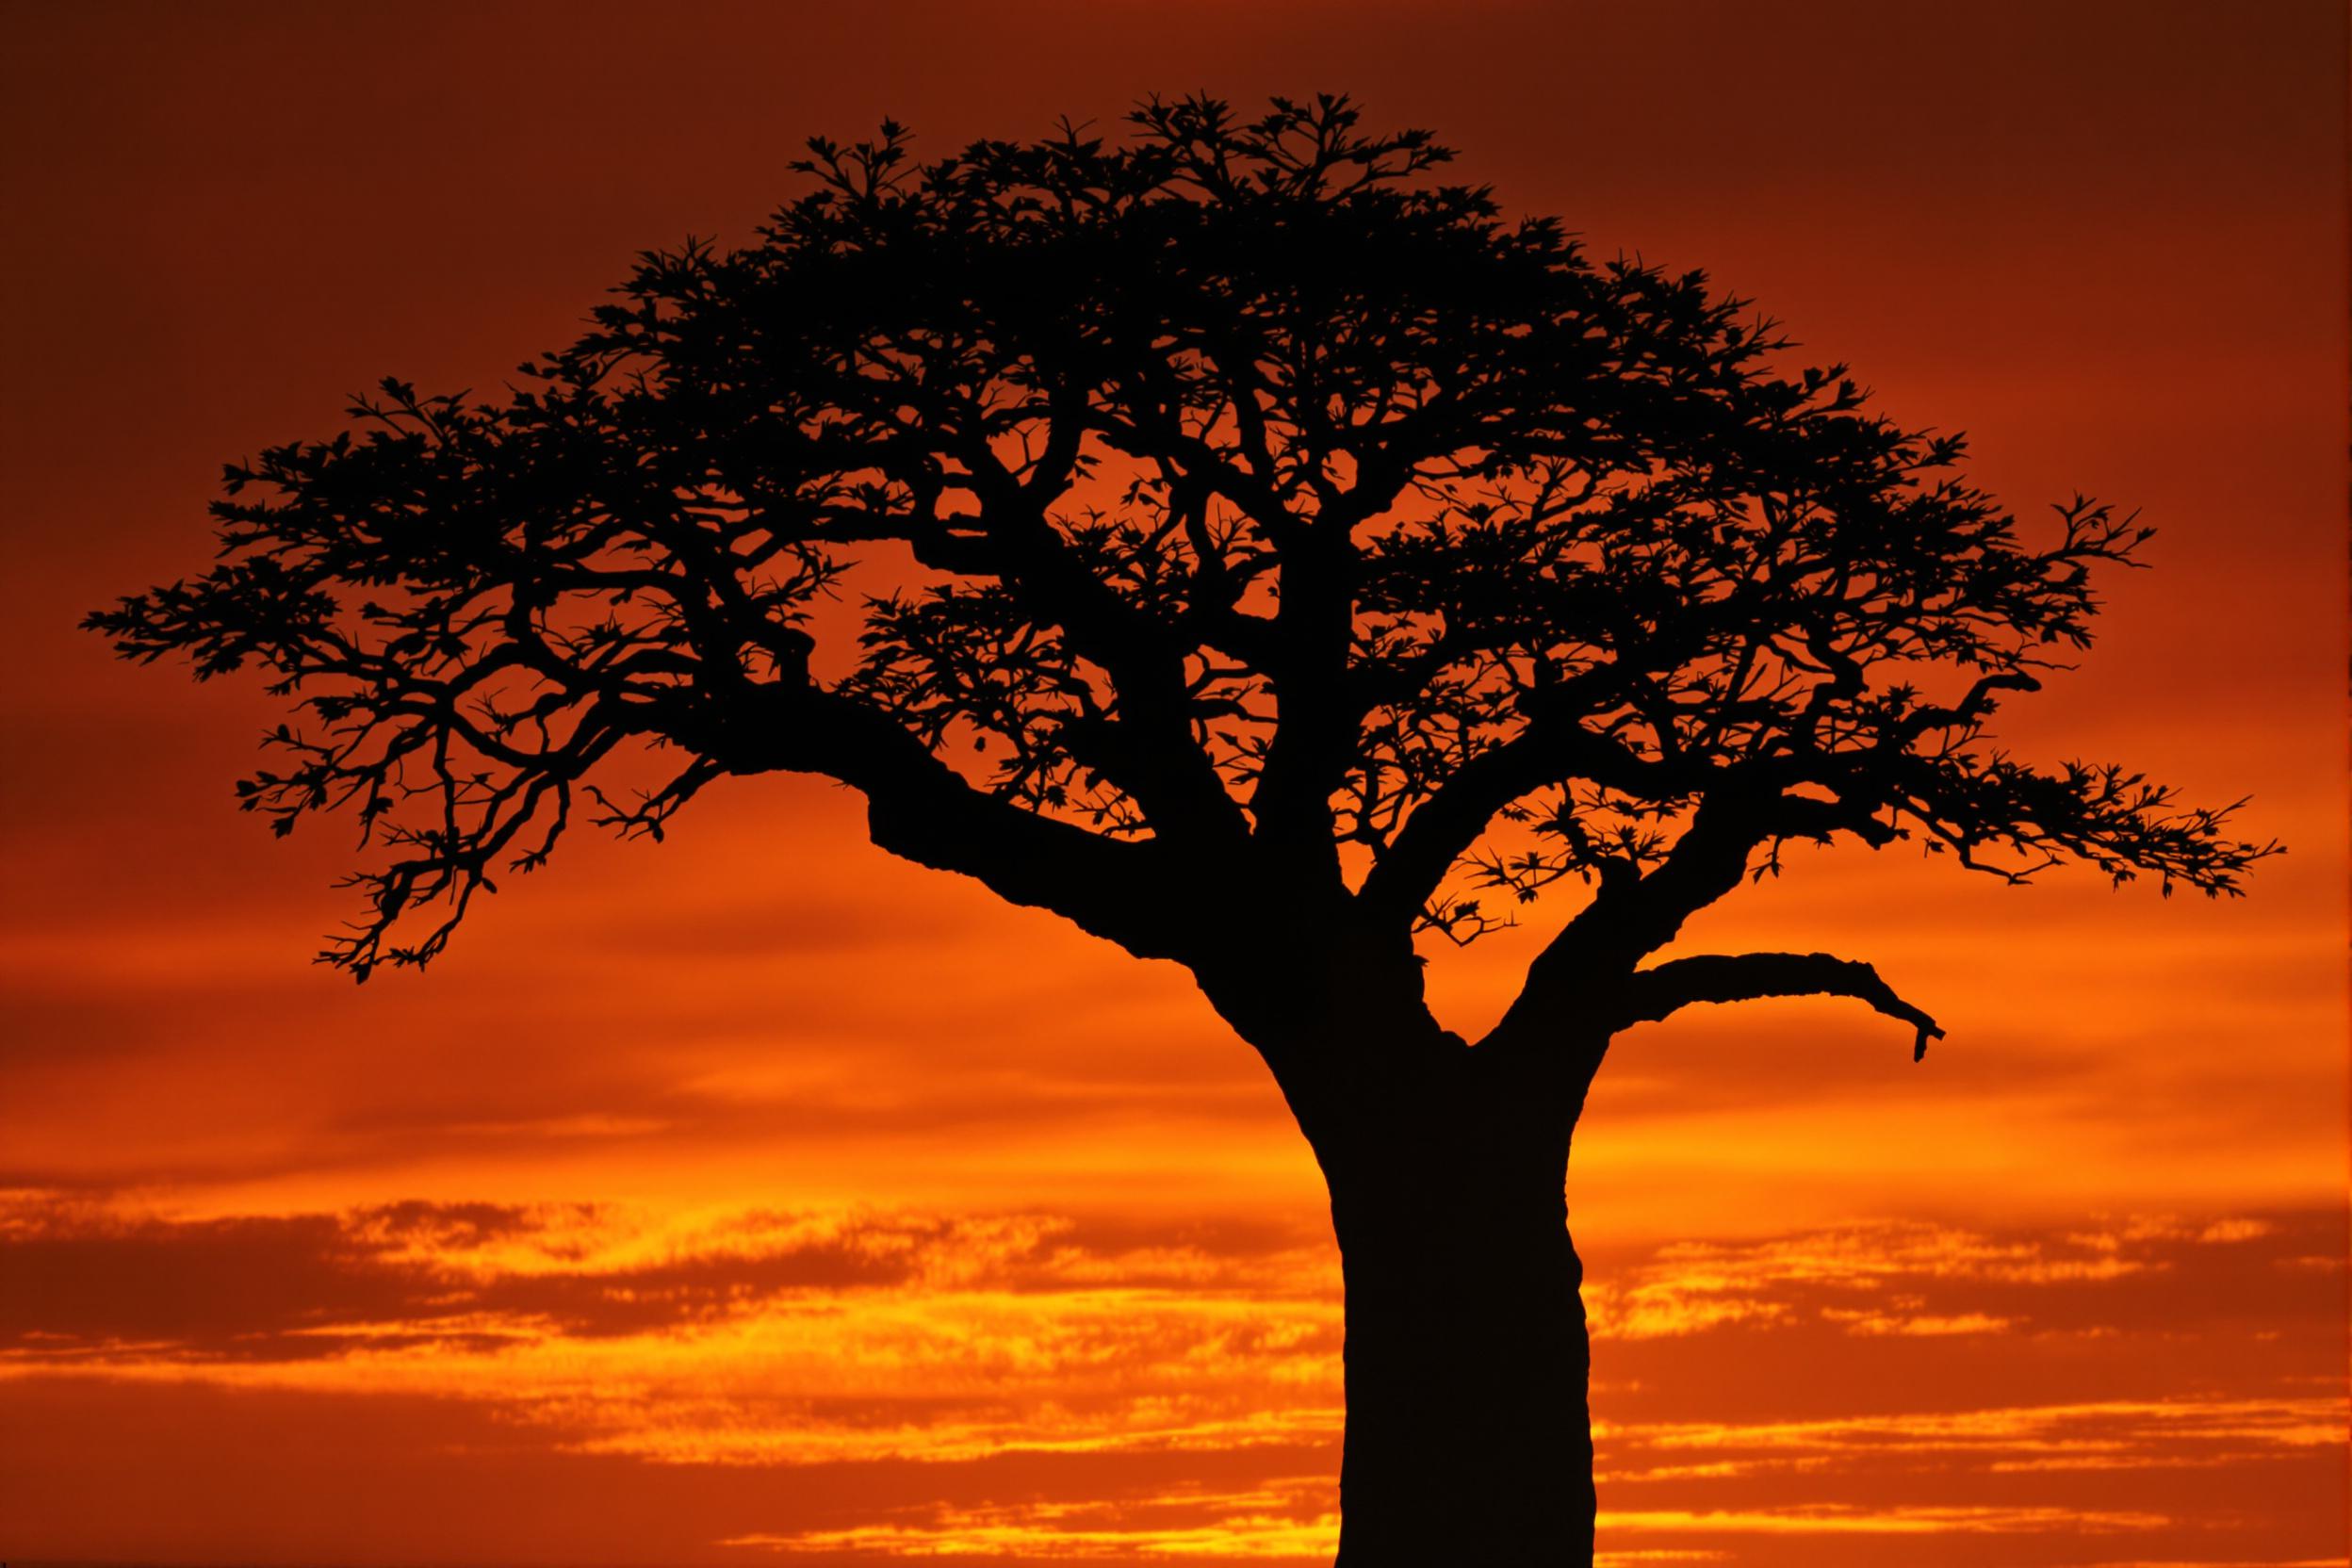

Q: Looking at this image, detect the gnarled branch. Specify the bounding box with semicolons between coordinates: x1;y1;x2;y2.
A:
1617;951;1946;1061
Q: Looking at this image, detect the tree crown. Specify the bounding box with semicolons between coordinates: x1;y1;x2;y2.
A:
89;94;2271;1047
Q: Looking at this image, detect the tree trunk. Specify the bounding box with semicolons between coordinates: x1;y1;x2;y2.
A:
1317;1068;1595;1567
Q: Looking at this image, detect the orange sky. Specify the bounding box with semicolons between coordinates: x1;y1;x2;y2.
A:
2;4;2345;1565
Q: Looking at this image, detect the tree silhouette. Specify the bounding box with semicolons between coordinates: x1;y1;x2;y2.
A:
89;95;2273;1566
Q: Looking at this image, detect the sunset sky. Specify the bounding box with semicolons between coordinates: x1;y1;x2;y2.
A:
2;4;2344;1565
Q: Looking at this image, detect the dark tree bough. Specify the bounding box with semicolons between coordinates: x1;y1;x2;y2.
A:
90;94;2275;1566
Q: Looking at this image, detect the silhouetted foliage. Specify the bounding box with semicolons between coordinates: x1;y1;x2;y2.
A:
90;95;2274;1565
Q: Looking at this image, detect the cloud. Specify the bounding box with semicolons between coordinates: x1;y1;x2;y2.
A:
2;1192;1345;1467
718;1479;1337;1560
1583;1209;2345;1346
1604;1504;2171;1534
6;1194;2341;1563
1618;1396;2344;1466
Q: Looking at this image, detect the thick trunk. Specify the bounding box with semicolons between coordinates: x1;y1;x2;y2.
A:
1319;1073;1595;1566
1194;938;1601;1564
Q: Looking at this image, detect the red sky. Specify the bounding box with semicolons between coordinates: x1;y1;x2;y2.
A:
2;3;2344;1564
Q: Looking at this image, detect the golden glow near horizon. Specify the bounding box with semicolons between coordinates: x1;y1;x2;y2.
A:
2;4;2344;1565
4;1191;2340;1561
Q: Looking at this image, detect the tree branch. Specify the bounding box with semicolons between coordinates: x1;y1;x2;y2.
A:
1618;951;1946;1060
1356;684;1675;924
688;678;1215;967
1484;787;1762;1039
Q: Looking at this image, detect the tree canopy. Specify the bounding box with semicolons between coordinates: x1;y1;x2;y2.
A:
89;94;2271;1044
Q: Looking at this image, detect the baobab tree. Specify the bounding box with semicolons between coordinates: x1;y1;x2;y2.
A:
90;95;2270;1566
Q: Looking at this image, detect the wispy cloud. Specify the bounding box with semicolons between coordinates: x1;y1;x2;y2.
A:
6;1194;2341;1561
720;1480;1337;1560
1605;1504;2172;1534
